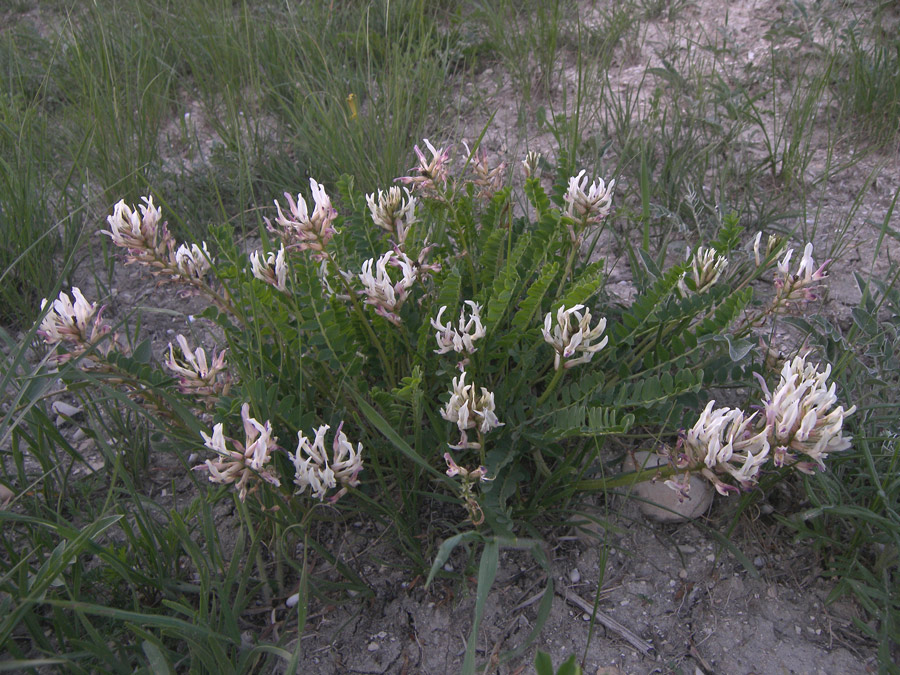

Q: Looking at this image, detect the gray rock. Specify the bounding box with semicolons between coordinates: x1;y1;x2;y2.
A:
622;451;714;522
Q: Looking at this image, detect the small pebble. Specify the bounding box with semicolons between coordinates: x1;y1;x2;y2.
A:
753;556;765;568
679;569;688;579
443;563;453;572
285;593;300;608
582;613;591;621
569;568;581;583
367;642;380;652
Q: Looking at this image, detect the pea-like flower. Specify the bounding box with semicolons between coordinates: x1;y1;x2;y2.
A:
358;250;416;325
101;196;168;262
542;305;609;370
444;453;490;481
174;242;213;281
774;243;829;308
269;178;338;257
250;245;288;292
444;452;491;524
677;246;728;296
669;352;855;499
463;142;506;198
522;151;542;179
756;355;855;473
291;422;363;502
563;170;615;229
196;403;280;501
101;197;216;286
753;232;781;267
440;370;503;450
165;334;230;398
432;301;485;355
396;138;450;193
38;288;114;361
678;401;770;496
366;186;417;245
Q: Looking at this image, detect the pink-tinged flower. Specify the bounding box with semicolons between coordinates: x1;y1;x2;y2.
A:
366;186;417;245
291;422;363;502
38;288;114;361
165;334;231;398
396;139;450;193
432;301;485;355
440;370;503;450
773;242;830;309
444;452;489;482
358;250;416;325
542;305;609;370
250;245;288;292
677;246;728;296
563;170;615;232
463;142;506;198
269;178;338;257
756;355;855;472
195;403;280;501
100;197;180;269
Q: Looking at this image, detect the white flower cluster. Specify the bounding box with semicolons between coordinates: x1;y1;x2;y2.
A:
672;354;855;497
102;196;165;256
174;242;213;282
196;403;280;501
677;401;770;496
250;245;288;292
290;422;363;501
440;370;503;450
366;186;417;245
677;246;728;296
102;197;214;284
542;304;609;370
165;334;230;399
773;242;829;308
758;355;856;473
358;250;417;325
38;288;113;362
564;170;615;227
432;301;485;355
269;178;337;257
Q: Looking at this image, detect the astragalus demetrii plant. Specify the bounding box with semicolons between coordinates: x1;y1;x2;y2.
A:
21;138;859;669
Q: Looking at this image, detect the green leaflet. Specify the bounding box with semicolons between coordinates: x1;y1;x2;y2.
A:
544;405;635;441
554;260;606;313
512;261;560;332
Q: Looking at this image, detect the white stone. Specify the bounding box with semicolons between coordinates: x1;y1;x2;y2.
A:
51;401;82;418
622;451;713;522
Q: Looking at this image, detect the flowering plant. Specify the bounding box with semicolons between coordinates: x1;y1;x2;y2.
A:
35;139;855;555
